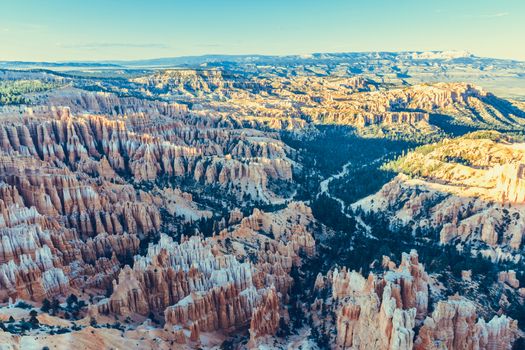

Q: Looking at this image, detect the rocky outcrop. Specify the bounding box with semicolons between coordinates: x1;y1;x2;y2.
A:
132;69;230;97
218;202;316;298
0;148;155;301
159;188;212;221
360;175;525;255
99;233;281;344
356;132;525;259
248;286;281;348
99;235;256;319
311;250;429;349
496;164;525;203
300;82;525;130
97;202;316;345
0;154;160;237
498;270;520;289
249;287;280;338
46;89;189;118
127;70;525;136
0;89;304;316
311;251;520;350
0;105;294;203
414;296;519;350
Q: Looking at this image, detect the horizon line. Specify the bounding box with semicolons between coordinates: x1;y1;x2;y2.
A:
1;49;524;65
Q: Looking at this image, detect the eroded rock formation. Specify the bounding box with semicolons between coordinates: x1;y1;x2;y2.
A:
414;296;519;350
96;202;315;344
0;67;523;350
356;132;525;260
311;251;428;349
311;251;520;349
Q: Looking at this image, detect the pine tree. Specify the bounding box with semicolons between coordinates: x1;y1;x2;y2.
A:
41;298;51;313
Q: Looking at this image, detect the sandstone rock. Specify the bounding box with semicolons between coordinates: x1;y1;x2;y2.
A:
248;286;281;345
414;296;519;350
498;270;520;289
311;250;429;349
355;132;525;259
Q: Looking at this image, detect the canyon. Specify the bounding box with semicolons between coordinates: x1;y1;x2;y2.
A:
0;52;523;349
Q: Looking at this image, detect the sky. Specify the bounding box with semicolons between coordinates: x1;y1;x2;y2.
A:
0;0;524;62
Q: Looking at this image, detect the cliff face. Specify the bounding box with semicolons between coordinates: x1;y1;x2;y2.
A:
248;286;280;342
0;154;160;236
356;132;525;260
496;164;525;203
298;82;525;131
46;89;189;117
131;69;230;96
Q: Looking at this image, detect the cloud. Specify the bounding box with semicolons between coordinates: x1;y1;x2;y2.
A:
57;42;170;49
462;12;510;19
195;44;223;48
480;12;509;18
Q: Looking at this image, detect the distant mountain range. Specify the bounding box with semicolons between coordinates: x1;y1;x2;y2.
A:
1;50;523;69
3;50;524;100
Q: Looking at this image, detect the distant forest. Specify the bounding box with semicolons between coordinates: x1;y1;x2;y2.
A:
0;80;61;105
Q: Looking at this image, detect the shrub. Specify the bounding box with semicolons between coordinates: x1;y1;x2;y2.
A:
14;301;32;309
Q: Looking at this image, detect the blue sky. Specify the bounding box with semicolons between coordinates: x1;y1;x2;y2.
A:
0;0;524;61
